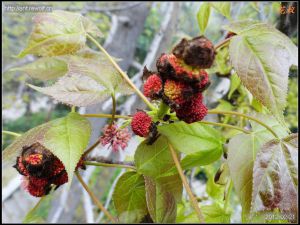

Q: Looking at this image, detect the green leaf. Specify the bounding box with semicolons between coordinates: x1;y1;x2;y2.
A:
176;203;198;223
23;194;53;223
210;2;231;19
27;75;111;107
197;3;211;34
228;72;241;99
28;54;133;107
228;21;298;126
144;176;179;223
227;113;288;220
113;171;148;223
205;165;225;201
135;136;176;179
43;112;91;185
10;57;68;81
201;202;231;223
251;133;298;222
158;121;224;155
3;112;91;186
18;10;102;57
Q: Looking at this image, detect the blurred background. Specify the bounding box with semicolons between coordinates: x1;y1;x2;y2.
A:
2;1;298;223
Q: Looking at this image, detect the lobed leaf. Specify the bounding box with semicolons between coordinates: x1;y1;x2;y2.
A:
27;75;111;107
18;10;102;57
10;57;68;81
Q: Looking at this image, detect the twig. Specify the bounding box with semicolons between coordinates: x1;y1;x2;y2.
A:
168;143;205;223
75;171;117;223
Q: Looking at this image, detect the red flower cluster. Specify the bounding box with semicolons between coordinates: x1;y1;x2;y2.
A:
100;123;131;152
14;143;85;197
142;36;215;124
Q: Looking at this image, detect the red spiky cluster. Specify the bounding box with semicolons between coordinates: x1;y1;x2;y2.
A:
140;36;215;123
14;143;85;197
131;111;153;137
143;74;163;100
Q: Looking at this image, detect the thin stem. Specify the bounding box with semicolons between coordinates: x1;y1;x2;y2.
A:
81;114;131;119
111;94;116;125
87;34;155;111
75;171;117;223
84;161;136;170
157;101;170;119
208;110;279;139
214;37;231;50
224;180;233;213
168;143;205;223
2;130;21;137
82;140;100;158
199;121;251;134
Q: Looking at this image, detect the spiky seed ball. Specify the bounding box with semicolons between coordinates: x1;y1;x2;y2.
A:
163;79;193;107
157;53;205;83
175;93;207;123
14;156;29;176
131;111;152;137
143;74;163;100
172;36;215;68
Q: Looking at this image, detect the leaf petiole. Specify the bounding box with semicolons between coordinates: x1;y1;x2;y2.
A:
86;34;156;111
2;130;21;137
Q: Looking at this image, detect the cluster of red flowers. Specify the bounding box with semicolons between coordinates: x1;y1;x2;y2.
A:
142;36;215;124
14;142;84;197
100;123;131;152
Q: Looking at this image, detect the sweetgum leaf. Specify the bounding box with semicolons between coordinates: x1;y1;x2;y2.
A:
10;57;68;81
251;133;298;222
3;112;91;186
197;3;211;34
227;113;288;220
113;171;148;223
18;10;102;57
227;21;298;126
144;175;181;223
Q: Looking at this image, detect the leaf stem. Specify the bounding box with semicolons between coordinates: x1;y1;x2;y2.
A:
82;140;101;158
224;180;233;213
81;113;131;119
75;171;117;223
2;130;21;137
214;37;231;50
199;121;251;134
84;161;136;170
86;34;156;111
111;94;116;125
207;110;279;139
168;143;205;223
